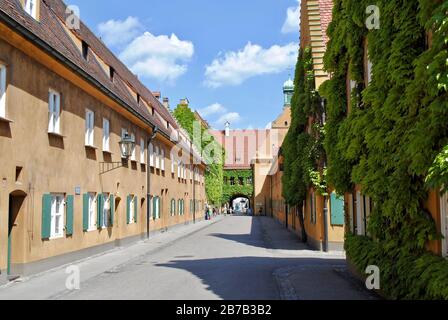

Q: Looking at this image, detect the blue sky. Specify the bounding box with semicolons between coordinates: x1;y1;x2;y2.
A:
69;0;301;129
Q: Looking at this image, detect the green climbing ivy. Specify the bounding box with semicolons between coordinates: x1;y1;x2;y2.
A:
282;47;328;206
221;169;254;204
321;0;448;299
173;104;224;206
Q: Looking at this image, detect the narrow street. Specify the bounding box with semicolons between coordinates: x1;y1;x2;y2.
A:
0;216;377;300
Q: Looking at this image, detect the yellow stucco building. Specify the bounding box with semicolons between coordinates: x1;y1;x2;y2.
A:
0;0;207;282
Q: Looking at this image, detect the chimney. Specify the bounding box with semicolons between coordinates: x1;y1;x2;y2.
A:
225;121;230;137
180;98;190;106
152;91;161;100
163;97;170;110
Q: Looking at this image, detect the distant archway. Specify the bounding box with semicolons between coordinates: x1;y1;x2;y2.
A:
229;194;252;215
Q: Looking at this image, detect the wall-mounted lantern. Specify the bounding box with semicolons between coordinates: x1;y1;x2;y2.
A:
119;132;136;159
100;132;136;175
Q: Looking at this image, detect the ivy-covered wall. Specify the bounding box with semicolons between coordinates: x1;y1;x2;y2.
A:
321;0;448;299
173;104;224;206
282;46;328;241
222;169;254;204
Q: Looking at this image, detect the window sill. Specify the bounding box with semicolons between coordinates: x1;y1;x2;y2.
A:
48;132;66;138
0;116;13;123
85;145;98;150
50;235;64;240
102;150;113;154
87;227;97;232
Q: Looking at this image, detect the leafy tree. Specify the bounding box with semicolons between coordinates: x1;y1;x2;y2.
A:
174;104;224;205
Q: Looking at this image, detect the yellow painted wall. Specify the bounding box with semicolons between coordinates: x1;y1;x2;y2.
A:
0;28;206;271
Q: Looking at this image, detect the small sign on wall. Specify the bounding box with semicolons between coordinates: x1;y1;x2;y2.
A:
75;186;81;195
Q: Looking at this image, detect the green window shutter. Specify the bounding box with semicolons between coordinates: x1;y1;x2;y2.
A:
110;195;115;226
134;196;138;223
97;194;104;228
331;192;345;226
66;195;74;236
126;195;131;224
83;193;89;232
42;194;52;239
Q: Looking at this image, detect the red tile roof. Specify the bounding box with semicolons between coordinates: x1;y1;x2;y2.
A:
318;0;333;46
0;0;179;136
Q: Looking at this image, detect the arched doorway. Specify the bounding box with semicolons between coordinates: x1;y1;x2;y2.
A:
229;195;252;215
8;190;27;278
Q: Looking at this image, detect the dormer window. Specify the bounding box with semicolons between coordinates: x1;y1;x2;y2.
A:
24;0;38;20
151;107;155;116
109;67;115;82
137;94;141;105
82;41;89;60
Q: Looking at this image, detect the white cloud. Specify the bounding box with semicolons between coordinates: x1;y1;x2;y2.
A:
281;1;301;34
98;17;142;47
119;32;194;83
98;16;194;83
197;103;227;117
215;112;242;126
204;42;298;88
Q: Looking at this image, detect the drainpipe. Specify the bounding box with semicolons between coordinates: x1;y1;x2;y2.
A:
146;126;159;239
192;163;196;224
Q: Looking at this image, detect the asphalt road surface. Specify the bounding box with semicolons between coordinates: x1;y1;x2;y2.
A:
0;216;377;300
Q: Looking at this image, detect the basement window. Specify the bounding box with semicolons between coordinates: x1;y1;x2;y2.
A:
15;166;23;183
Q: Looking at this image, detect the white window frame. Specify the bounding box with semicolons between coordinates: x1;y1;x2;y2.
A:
85;109;95;147
103;118;110;152
155;146;160;169
367;60;373;84
154;197;160;220
440;192;448;258
140;138;145;163
129;195;135;224
48;90;61;134
130;133;136;161
88;193;97;231
366;48;373;85
171;152;175;174
102;194;111;229
24;0;37;20
149;143;154;167
178;161;181;178
50;194;65;239
161;148;165;171
356;191;365;236
0;64;6;119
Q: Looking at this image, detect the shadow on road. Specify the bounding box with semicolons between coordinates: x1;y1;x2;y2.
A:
211;216;311;251
155;256;374;300
155;216;375;300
